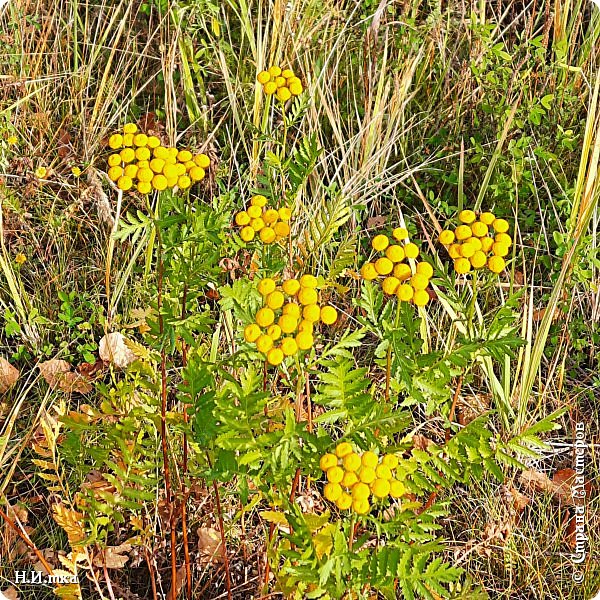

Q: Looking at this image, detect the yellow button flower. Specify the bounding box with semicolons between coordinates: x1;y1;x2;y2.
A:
360;262;379;281
393;263;412;281
342;452;361;472
279;315;299;334
267;347;284;366
372;234;389;252
326;466;344;484
341;471;359;488
298;287;318;306
416;262;434;279
302;304;321;323
374;257;393;275
381;454;398;469
282;279;300;296
351;482;370;500
385;245;405;263
404;243;419;259
382;277;400;295
438;230;455;245
335;442;353;458
458;209;476;224
267;290;285;309
323;482;342;502
454;258;471;274
260;227;276;244
274;222;290;237
320;306;338;325
488;256;506;274
370;478;391;499
257;70;271;84
257;278;276;295
455;225;472;240
320;453;338;471
471;221;489;237
244;324;261;343
470;251;487;269
299;274;318;288
240;226;254;242
389;479;406;498
413;290;429;307
336;492;353;510
117;175;133;191
152;174;168;191
392;227;408;241
267;324;282;340
410;273;429;290
256;334;274;354
362;451;378;468
280;337;298;356
255;307;275;327
278;207;292;221
108;134;123;149
358;467;376;484
282;302;301;318
492;218;509;233
396;284;413;302
480;211;496;225
123;123;138;134
295;331;314;350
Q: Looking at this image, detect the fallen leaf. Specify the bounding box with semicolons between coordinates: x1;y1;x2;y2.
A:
519;469;574;505
92;543;132;569
367;215;387;229
39;360;92;394
98;332;136;369
0;358;19;393
166;565;186;600
197;528;222;565
0;586;19;599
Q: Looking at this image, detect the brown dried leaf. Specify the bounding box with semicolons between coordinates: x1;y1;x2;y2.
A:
92;544;132;569
519;469;573;505
38;360;92;394
197;528;222;565
412;434;434;450
367;215;387;229
0;358;19;393
1;586;20;599
166;565;186;600
53;504;85;545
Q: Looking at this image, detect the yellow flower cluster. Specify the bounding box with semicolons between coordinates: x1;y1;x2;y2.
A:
106;123;210;194
320;443;406;515
243;275;338;365
438;210;512;275
360;228;432;307
235;195;292;244
256;66;304;101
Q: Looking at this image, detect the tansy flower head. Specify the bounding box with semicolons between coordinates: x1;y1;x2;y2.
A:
235;196;292;245
243;275;337;366
319;444;406;515
439;209;513;275
360;228;433;306
257;66;304;101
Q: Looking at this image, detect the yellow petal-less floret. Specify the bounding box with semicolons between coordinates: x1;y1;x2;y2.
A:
370;478;391;499
320;306;338;325
372;234;389;252
152;174;168;191
123;123;138;134
276;87;292;102
448;244;462;259
240;226;255;242
282;303;301;318
480;211;496;225
389;480;406;498
194;154;211;168
244;324;261;343
495;233;512;246
295;331;314;350
282;279;301;296
255;307;275;327
385;245;405;263
267;347;284;366
267;324;282;340
335;442;353;458
122;133;134;146
274;222;290;237
177;149;193;162
375;464;392;480
320;453;338;471
359;467;376;484
396;284;414;302
279;315;299;334
289;82;303;95
416;262;434;279
251;218;265;232
374;257;393;275
260;227;276;244
413;290;429;307
411;273;429;290
189;166;205;182
351;482;370;500
302;304;321;323
297;320;313;334
247;205;262;219
439;230;455;245
488;255;506;274
341;471;359;489
136;181;152;194
323;482;342;502
267;290;285;310
336;492;353;510
455;225;472;240
299;274;318;288
120;148;135;163
261;209;279;224
480;237;494;253
135;147;151;161
361;451;378;469
361;262;379;281
459;243;476;259
250;194;267;207
470;251;487;269
258;278;277;296
393;263;412;281
381;276;400;295
268;66;282;77
150;158;166;174
107;166;123;181
117;176;133;191
404;243;419;259
392;227;408;241
465;237;483;251
492;218;509;233
257;70;271;84
492;242;510;257
263;81;277;95
280;337;298;356
108;153;122;167
281;69;294;79
458;209;476;224
326;466;344;484
147;135;161;148
256;334;274;354
342;452;362;472
133;133;148;147
298;287;318;306
124;164;138;179
381;454;399;469
454;258;471;274
108;134;123;149
235;211;251;226
352;498;370;515
278;207;292;221
471;221;489;237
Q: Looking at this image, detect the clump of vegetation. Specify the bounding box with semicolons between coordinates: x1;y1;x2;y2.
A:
0;0;599;599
